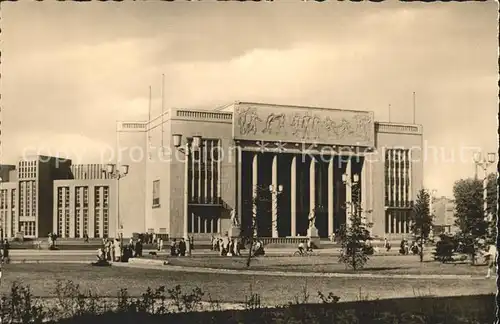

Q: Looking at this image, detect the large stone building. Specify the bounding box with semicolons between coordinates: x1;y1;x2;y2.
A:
0;101;424;241
0;156;72;238
115;101;424;241
0;160;117;239
432;196;457;235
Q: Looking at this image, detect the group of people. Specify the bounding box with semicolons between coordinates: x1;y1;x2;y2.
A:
96;238;144;263
297;239;314;255
210;235;266;257
169;238;190;256
210;235;243;256
399;239;421;255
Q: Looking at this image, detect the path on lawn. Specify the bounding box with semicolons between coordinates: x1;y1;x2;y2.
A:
113;262;490;280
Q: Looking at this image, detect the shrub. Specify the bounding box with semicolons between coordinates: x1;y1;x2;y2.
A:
433;234;455;263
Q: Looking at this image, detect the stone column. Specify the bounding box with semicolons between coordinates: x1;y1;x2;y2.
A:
345;157;352;227
271;154;279;238
231;146;242;238
308;157;319;243
309;157;316;214
252;153;258;237
361;158;367;226
290;155;297;237
328;157;334;236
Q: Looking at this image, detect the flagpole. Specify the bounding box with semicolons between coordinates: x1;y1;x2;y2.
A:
412;92;416;124
388;104;391;122
161;74;165;150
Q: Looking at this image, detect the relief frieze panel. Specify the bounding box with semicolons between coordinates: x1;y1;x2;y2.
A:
233;104;375;147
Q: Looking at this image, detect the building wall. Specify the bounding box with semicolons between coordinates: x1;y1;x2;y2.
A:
0;182;17;238
0;165;16;182
53;179;117;238
36;156;72;237
70;164;107;180
145;111;171;236
433;197;456;233
116;121;147;237
361;123;423;239
148;107;424;240
166;108;234;239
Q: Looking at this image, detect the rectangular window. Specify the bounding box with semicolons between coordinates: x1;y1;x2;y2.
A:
152;180;160;207
94;209;100;238
95;187;102;208
103;187;109;208
65;209;70;237
75;209;81;238
83;209;89;237
75;187;82;208
83;187;89;208
103;209;109;238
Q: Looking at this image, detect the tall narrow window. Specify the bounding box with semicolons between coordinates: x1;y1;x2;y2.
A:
152;180;160;207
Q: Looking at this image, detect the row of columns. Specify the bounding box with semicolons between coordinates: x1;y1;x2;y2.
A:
246;152;360;238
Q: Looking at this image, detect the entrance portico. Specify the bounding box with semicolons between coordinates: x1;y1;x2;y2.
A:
236;145;369;239
232;102;375;239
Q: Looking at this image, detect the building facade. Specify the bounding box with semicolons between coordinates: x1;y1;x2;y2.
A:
116;101;424;240
0;160;119;239
432;197;457;235
52;179;117;239
0;156;72;238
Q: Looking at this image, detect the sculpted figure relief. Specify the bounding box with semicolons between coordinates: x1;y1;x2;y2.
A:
323;117;353;139
237;107;262;135
290;113;320;140
352;114;373;141
235;105;373;145
262;113;286;135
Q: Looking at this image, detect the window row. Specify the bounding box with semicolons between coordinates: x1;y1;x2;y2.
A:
384;149;412;208
385;210;411;234
188;214;220;234
56;208;109;238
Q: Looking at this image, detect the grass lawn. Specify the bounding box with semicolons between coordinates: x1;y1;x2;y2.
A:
161;255;489;276
0;263;494;306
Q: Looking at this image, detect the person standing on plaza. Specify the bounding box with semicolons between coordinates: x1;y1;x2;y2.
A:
178;238;186;256
2;240;10;264
114;238;122;262
384;238;391;251
170;239;177;256
157;238;163;252
484;243;497;278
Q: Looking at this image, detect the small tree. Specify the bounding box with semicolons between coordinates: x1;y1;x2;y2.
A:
453;178;489;264
433;233;455;263
409;189;434;262
242;186;276;268
337;182;372;270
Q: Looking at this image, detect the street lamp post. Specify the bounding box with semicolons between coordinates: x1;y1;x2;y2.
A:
103;163;129;258
173;134;202;257
427;189;437;241
268;184;283;238
473;152;496;222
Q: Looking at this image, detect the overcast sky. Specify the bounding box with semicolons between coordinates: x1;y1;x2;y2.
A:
2;2;497;197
